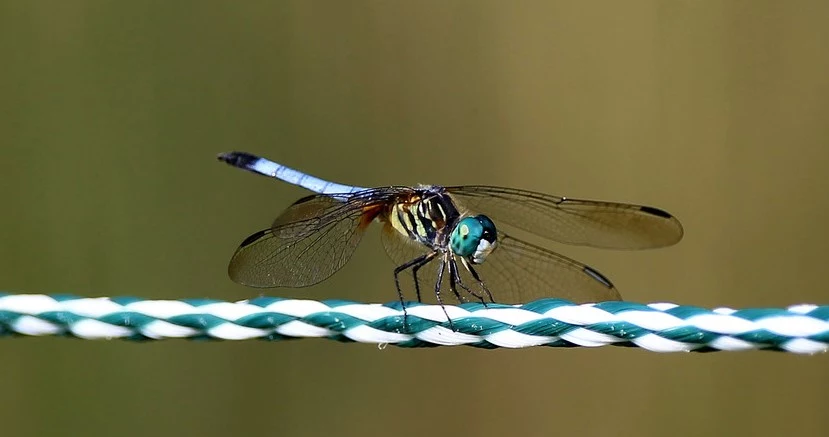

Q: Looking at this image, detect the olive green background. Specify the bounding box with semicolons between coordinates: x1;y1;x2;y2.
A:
1;1;827;436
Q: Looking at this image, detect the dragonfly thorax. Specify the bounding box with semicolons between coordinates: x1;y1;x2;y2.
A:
388;191;458;246
389;191;499;264
450;215;498;264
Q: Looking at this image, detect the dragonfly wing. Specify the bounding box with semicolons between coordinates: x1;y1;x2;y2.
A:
380;225;615;305
228;194;373;288
446;185;683;249
463;232;622;304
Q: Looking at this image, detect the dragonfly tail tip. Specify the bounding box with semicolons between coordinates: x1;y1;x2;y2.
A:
217;151;259;169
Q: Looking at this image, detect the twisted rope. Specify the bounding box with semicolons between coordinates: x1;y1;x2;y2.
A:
0;293;826;354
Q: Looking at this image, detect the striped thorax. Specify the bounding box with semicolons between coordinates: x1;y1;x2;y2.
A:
385;187;462;250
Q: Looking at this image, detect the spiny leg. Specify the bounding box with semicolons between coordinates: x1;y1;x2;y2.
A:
411;253;437;303
393;252;437;303
393;251;437;329
449;260;486;304
432;257;455;330
449;256;487;303
463;260;495;304
445;257;466;303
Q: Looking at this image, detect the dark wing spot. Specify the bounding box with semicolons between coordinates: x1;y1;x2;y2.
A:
239;230;268;248
639;206;673;219
583;266;615;289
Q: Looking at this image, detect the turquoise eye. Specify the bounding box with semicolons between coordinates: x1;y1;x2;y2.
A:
450;215;497;257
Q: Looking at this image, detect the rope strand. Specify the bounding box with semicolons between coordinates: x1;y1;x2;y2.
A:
0;293;826;353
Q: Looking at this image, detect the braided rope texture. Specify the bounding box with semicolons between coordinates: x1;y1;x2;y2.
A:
0;293;826;353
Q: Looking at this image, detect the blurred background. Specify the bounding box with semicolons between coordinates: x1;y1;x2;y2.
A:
1;1;827;436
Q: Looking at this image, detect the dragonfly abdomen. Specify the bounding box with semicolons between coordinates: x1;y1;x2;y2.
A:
217;151;367;199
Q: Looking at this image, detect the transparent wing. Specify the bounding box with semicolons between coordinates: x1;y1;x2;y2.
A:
445;185;684;249
228;193;384;288
381;224;619;305
467;233;622;304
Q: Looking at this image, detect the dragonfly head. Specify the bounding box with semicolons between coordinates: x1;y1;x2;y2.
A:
450;215;498;264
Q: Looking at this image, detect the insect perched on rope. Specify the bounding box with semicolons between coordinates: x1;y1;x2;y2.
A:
218;151;683;328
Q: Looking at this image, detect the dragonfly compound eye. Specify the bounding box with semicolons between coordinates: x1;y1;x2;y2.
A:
475;214;497;243
450;215;498;263
470;214;497;264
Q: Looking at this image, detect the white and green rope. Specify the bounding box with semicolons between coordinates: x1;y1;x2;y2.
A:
0;292;826;354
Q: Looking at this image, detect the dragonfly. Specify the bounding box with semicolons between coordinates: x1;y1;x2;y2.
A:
217;151;683;325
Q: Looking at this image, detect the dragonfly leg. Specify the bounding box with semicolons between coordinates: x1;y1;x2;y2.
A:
445;258;466;303
463;261;495;304
432;257;455;330
394;251;437;304
411;254;437;303
393;252;437;331
448;258;485;304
